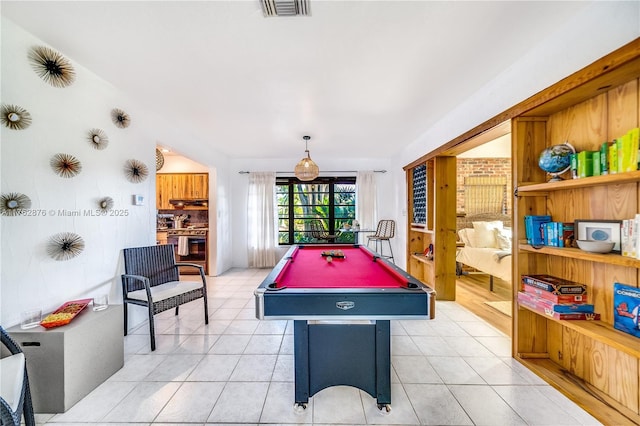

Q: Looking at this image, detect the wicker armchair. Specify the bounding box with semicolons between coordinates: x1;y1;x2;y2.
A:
367;220;396;263
1;326;35;426
121;244;208;351
309;219;339;243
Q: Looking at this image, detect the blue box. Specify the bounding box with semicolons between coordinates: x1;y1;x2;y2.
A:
525;215;551;246
613;283;640;338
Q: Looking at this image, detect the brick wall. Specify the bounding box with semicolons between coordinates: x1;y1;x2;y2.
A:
457;158;512;214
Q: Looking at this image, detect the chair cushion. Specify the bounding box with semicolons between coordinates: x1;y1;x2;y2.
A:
127;280;204;302
0;353;25;412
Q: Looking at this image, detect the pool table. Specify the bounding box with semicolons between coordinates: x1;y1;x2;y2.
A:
254;244;435;411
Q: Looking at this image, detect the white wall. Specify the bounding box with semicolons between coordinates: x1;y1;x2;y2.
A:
0;18;157;326
0;18;234;327
392;2;640;270
229;157;394;268
157;152;209;173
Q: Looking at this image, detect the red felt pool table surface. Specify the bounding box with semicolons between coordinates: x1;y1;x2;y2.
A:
274;245;407;289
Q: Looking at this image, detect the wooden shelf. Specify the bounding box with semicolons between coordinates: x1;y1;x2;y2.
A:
518;304;640;358
518;244;640;268
517;170;640;194
410;254;434;264
410;227;434;234
516;358;640;426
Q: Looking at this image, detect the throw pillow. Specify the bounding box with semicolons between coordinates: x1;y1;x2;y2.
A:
472;221;504;248
494;228;512;251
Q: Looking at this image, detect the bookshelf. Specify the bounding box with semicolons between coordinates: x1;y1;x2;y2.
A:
512;41;640;424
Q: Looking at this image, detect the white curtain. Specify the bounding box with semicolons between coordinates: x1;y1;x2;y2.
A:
247;172;277;268
356;171;377;231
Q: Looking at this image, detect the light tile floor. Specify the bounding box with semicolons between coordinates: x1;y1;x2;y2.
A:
35;268;602;425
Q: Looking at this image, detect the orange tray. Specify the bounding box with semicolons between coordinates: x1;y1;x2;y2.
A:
40;298;92;329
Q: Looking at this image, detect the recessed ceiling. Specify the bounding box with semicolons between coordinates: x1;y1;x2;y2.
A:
2;1;586;159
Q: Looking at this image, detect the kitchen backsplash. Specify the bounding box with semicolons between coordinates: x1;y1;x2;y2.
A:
158;209;208;229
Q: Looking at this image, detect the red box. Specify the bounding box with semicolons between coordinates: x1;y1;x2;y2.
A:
518;292;600;320
522;283;588;304
521;274;586;295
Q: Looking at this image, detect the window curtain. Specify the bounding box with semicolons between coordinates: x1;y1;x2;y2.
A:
247;172;277;268
356;171;377;231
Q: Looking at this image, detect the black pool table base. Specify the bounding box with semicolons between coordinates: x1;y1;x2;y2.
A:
293;319;392;411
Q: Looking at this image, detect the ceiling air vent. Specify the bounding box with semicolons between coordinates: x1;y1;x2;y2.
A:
260;0;310;17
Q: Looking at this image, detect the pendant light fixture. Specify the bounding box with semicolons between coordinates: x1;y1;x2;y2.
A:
294;135;319;181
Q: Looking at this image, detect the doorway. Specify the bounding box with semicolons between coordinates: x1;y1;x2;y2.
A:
449;122;513;336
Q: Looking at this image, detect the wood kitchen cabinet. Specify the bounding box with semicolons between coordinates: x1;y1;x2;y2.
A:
156;173;208;209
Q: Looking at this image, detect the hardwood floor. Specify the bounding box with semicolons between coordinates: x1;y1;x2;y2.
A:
455;273;512;337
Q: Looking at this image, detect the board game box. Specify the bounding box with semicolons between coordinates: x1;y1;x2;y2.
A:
521;274;587;295
522;283;588;304
517;291;594;313
613;282;640;338
518;292;600;320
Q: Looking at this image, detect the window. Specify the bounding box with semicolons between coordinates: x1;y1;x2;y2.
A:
277;177;356;245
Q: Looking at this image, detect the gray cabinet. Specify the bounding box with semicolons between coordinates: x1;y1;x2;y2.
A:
6;305;124;413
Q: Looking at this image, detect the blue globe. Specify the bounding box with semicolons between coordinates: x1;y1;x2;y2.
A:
538;143;575;176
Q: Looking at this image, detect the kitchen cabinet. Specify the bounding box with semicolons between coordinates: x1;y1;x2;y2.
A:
512;42;640;425
156;173;208;210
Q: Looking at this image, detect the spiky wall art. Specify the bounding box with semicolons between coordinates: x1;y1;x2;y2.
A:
47;232;85;261
88;128;109;150
98;196;114;212
0;193;32;216
50;153;82;178
124;159;148;183
111;108;131;128
1;104;32;130
28;45;76;88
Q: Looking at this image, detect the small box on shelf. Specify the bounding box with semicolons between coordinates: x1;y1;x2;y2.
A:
613;282;640;338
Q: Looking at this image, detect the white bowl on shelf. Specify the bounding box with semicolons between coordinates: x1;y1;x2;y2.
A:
576;240;615;253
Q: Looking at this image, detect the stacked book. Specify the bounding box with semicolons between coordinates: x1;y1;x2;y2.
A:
518;274;600;320
524;215;574;247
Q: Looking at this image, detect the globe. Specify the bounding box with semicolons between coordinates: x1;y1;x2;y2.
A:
538;142;575;181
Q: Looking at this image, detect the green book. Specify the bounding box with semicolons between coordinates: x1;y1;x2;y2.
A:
577;151;594;178
609;140;618;174
600;142;609;175
593;151;601;176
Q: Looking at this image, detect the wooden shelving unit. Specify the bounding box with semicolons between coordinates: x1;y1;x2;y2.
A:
512;41;640;424
405;157;457;300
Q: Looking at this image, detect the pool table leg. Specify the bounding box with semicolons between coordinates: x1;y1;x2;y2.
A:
294;320;310;407
375;320;391;406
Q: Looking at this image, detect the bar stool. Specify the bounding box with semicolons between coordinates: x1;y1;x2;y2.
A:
367;220;395;263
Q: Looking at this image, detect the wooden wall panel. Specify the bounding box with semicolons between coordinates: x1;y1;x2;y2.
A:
609;347;639;413
564;327;585;376
547;93;608;152
608;79;639;138
587;339;610;397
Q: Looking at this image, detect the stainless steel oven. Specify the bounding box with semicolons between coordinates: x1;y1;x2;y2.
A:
166;228;208;274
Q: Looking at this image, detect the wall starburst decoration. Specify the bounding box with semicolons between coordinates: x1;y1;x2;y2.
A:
0;192;32;216
111;108;131;128
47;232;85;261
156;148;165;171
124;159;149;183
50;153;82;178
98;196;114;212
1;104;32;130
28;45;76;88
88;128;109;150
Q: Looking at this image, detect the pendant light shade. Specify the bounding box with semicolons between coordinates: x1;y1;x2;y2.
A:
294;135;319;181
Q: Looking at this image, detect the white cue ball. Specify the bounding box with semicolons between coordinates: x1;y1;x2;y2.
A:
326;256;332;263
